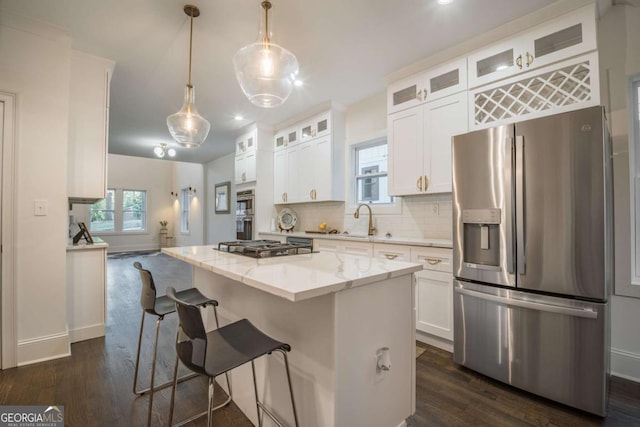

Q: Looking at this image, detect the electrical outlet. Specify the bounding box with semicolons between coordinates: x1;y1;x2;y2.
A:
432;203;439;215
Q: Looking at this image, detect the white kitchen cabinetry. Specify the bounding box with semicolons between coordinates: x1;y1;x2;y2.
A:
274;126;300;151
313;238;373;256
66;245;107;343
235;130;257;184
274;108;345;204
388;91;467;196
373;243;411;262
467;4;596;88
387;57;467;115
68;51;114;200
411;247;453;343
299;110;331;142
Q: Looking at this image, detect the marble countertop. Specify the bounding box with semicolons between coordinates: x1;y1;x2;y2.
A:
162;245;422;302
259;231;452;249
66;236;109;251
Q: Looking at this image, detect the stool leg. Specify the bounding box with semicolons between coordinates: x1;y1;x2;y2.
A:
132;311;146;394
250;360;263;427
207;377;215;427
168;346;180;427
212;305;233;402
146;317;162;427
280;350;300;427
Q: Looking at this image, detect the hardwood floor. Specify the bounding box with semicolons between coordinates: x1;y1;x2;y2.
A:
0;251;638;426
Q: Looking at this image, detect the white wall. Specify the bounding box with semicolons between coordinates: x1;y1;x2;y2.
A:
173;162;205;247
205;153;236;244
70;154;175;252
0;13;72;364
599;4;640;382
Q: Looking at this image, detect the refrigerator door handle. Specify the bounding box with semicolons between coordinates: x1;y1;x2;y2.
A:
515;135;526;275
505;137;515;274
455;286;598;319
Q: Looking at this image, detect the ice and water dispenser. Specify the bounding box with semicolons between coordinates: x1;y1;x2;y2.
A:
462;208;501;268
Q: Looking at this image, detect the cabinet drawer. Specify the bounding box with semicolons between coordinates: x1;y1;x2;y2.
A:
411;248;452;273
373;243;411;262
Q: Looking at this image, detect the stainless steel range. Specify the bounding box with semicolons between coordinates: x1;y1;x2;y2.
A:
218;238;313;258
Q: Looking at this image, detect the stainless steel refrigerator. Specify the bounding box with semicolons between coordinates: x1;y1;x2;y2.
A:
451;106;612;416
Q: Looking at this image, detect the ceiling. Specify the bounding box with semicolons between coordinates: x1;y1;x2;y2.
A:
1;0;567;164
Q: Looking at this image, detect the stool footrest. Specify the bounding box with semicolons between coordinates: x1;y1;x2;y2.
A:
170;394;232;427
133;372;198;396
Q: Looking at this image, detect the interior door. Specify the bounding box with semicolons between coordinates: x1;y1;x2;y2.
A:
515;107;607;300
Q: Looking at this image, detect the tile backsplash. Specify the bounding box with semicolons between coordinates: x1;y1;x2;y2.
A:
275;194;452;240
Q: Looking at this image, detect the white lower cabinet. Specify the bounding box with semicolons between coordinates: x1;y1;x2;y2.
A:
314;238;373;256
411;248;453;342
66;246;107;343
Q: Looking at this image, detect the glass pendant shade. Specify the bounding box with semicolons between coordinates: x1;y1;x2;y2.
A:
167;85;210;148
233;41;299;108
234;0;299;108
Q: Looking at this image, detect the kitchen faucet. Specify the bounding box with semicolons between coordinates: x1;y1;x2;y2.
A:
354;203;376;236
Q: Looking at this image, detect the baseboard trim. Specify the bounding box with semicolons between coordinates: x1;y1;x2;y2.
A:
611;347;640;383
416;331;453;353
17;332;70;366
69;323;105;343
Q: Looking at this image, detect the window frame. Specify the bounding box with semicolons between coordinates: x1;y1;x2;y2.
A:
181;187;190;234
89;188;147;234
347;136;401;215
627;73;640;297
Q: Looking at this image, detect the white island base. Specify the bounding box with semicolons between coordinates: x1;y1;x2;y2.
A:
163;246;420;427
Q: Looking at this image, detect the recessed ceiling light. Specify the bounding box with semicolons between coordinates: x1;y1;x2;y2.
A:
437;0;453;4
234;115;244;121
294;79;304;87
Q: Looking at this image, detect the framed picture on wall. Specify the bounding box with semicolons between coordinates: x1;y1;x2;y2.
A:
215;181;230;214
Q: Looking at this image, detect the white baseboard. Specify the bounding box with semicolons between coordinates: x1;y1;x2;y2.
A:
416;330;453;353
17;332;70;366
611;347;640;383
69;323;105;343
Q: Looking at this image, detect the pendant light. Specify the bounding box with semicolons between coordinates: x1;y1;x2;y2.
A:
167;5;210;148
233;0;299;108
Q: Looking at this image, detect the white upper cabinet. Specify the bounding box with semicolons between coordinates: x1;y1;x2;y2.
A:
274;126;300;151
274;108;344;204
68;51;114;200
387;57;467;115
467;4;596;88
235;129;258;184
299;110;332;142
388;91;467;196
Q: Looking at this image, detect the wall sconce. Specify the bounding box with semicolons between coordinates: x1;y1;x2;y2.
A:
170;191;178;200
188;187;196;197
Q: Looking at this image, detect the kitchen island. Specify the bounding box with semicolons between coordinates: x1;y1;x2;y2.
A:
162;245;422;427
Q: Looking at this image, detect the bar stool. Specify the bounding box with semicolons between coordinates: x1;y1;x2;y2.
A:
166;286;300;427
132;262;231;427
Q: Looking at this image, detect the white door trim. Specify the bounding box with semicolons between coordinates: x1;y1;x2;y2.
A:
1;91;17;369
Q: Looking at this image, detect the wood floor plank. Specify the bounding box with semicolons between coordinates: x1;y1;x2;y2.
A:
0;251;638;426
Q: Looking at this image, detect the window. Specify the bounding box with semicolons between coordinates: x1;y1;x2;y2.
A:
181;188;190;233
90;189;115;232
89;189;146;233
355;142;393;204
122;190;146;231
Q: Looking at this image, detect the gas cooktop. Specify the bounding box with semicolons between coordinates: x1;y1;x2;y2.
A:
217;239;313;258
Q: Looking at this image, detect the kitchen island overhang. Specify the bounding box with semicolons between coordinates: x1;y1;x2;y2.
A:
162;245;422;427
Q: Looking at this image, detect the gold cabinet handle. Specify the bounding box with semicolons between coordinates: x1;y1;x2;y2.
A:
525;52;534;67
516;54;523;69
424;176;429;191
282;193;286;202
425;258;442;265
423;88;428;100
313;189;317;200
417;176;423;191
242;172;246;182
310;189;314;200
384;254;398;260
416;89;423;102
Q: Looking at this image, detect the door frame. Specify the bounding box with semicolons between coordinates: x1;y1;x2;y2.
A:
1;91;17;369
